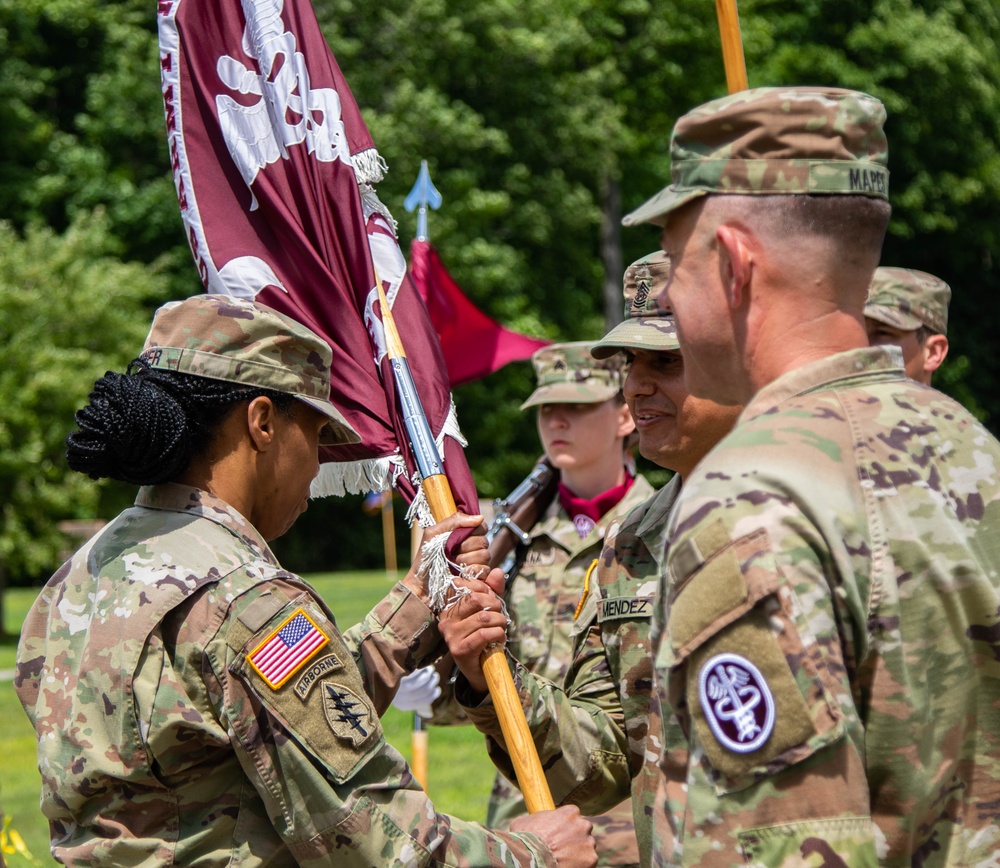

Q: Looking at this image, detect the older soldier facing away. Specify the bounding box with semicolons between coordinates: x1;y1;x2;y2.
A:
623;87;1000;864
14;295;595;867
864;266;951;385
441;252;740;862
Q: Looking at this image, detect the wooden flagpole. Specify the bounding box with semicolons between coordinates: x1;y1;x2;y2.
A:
376;282;555;813
715;0;749;93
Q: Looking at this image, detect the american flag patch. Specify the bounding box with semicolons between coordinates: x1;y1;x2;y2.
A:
248;609;329;689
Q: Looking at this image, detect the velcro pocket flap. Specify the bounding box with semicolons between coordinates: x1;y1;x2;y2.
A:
667;521;778;662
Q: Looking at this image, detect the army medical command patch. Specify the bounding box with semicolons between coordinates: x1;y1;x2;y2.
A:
698;652;775;753
248;609;329;689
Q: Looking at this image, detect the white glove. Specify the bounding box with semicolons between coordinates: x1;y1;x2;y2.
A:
391;666;442;718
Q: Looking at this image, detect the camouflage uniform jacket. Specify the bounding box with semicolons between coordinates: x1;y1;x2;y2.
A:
483;475;655;864
15;483;551;867
645;347;1000;866
465;478;678;858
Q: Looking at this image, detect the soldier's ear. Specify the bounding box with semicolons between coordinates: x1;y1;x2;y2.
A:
922;334;949;376
246;396;277;453
716;224;754;311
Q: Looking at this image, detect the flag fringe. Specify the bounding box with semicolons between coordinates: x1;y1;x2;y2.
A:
417;533;453;612
352;148;387;185
441;399;468;448
310;454;405;498
309;401;464;503
353;148;399;235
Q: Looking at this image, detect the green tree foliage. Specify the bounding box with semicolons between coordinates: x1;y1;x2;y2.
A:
0;213;170;584
737;0;1000;420
0;0;193;286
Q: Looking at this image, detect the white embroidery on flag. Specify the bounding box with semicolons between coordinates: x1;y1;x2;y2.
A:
214;0;353;210
248;608;329;689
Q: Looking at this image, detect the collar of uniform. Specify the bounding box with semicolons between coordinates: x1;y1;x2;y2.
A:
135;482;279;565
739;346;905;426
636;474;682;541
532;475;655;552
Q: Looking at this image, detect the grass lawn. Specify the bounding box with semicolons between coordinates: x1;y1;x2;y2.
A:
1;572;497;866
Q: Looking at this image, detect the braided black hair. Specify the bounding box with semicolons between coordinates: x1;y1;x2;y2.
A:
66;357;296;485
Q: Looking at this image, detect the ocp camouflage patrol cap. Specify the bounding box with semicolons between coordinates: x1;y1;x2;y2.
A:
624;86;889;227
140;294;360;445
591;251;680;359
520;341;626;410
865;267;951;335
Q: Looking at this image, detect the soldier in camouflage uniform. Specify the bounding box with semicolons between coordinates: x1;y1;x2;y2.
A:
439;254;739;861
619;86;1000;864
864;266;951;385
477;342;652;865
14;294;596;867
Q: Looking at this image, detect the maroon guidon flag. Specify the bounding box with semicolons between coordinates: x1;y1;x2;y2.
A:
157;0;478;519
409;240;550;387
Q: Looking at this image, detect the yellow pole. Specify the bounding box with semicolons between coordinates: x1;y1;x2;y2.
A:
715;0;749;93
378;283;555;813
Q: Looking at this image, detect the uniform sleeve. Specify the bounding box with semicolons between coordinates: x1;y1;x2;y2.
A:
339;580;445;715
459;616;633;815
206;580;552;867
651;466;878;864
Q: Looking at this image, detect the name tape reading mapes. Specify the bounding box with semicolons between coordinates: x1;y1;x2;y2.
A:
248;609;329;690
848;167;887;195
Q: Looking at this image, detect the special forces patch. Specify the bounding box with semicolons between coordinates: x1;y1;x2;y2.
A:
698;652;775;753
323;683;376;747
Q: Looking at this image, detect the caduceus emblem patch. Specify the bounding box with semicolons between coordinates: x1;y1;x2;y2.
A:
698;652;775;753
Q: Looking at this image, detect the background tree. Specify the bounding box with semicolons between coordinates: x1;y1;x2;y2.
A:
0;212;170;625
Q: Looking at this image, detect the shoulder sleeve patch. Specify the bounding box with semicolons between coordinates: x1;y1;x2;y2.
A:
247;608;329;690
689;613;816;781
229;595;384;784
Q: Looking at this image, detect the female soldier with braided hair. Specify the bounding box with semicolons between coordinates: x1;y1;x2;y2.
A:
67;355;302;487
15;294;595;868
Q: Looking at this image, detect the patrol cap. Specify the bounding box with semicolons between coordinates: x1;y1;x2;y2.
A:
865;267;951;335
140;294;360;445
624;86;889;228
592;251;679;360
520;341;626;410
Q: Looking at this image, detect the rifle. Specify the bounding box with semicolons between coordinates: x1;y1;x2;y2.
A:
486;457;559;578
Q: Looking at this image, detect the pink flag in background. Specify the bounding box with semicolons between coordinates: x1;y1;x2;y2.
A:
409;240;550;387
157;0;478;517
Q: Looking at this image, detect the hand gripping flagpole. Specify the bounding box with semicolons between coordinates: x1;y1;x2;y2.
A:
375;274;555;814
715;0;749;93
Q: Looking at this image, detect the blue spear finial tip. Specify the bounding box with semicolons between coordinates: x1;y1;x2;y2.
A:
404;160;443;213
